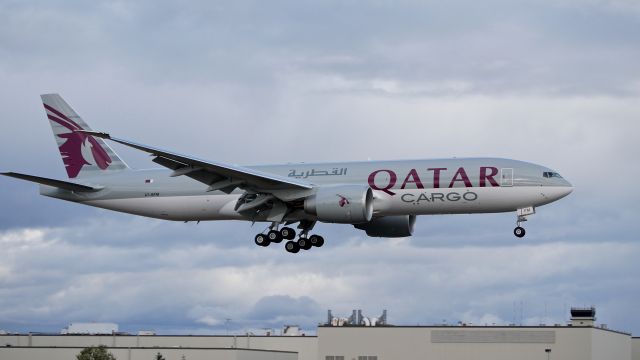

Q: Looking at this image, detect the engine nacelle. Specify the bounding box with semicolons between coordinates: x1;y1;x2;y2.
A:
354;215;416;238
304;185;373;224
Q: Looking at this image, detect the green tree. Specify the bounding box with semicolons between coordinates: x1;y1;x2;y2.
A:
155;352;166;360
76;345;117;360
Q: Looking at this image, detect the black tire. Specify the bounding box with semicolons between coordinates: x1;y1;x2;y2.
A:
285;240;300;253
255;234;270;247
280;227;296;240
514;226;526;238
268;230;283;243
298;237;312;250
309;235;324;247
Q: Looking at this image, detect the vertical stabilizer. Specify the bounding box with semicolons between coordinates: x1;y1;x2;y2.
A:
41;94;129;179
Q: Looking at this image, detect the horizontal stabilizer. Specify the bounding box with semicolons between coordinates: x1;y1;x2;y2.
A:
1;172;101;192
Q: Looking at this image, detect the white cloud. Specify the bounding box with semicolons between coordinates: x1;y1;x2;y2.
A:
0;228;47;245
195;315;221;327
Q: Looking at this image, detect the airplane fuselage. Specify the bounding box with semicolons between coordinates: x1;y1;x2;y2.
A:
41;157;573;222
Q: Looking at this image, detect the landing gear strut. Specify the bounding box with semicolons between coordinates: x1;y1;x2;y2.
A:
514;206;535;238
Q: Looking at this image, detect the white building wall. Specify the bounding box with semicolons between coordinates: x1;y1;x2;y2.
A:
548;327;592;360
0;335;317;360
316;326;629;360
591;328;631;360
0;326;632;360
318;327;566;360
631;338;640;360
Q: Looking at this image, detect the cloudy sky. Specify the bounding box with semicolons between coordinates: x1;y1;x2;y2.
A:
1;0;640;335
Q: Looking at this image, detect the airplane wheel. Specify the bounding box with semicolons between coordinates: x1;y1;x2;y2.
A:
514;226;526;238
255;234;270;247
285;240;300;253
309;235;324;247
268;230;283;243
280;227;296;240
298;237;312;250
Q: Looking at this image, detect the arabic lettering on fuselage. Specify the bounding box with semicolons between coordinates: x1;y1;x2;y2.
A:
287;168;348;178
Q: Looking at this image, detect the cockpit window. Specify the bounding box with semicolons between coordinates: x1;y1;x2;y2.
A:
543;171;563;179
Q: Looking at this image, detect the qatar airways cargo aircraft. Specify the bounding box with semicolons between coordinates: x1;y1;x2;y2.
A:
2;94;573;253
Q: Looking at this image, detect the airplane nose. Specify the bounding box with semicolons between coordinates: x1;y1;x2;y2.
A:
564;179;574;191
563;185;574;197
558;180;574;198
542;181;573;202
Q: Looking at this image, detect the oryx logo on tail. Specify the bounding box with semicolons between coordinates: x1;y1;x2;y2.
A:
40;94;128;179
44;103;112;178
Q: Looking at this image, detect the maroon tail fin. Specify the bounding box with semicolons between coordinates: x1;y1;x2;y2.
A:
41;94;128;178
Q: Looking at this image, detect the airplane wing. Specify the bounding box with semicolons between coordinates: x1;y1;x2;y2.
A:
77;131;313;195
1;172;101;192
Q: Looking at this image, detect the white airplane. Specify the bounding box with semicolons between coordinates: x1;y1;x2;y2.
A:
2;94;573;253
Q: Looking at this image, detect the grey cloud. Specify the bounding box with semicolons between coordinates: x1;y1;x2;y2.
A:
1;1;639;94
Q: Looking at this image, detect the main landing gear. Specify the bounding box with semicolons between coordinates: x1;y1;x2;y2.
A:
513;206;535;238
254;222;325;254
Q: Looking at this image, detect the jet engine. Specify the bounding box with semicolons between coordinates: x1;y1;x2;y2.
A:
354;215;416;237
304;185;373;224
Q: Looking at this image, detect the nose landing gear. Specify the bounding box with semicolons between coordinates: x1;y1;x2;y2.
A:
514;206;535;238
